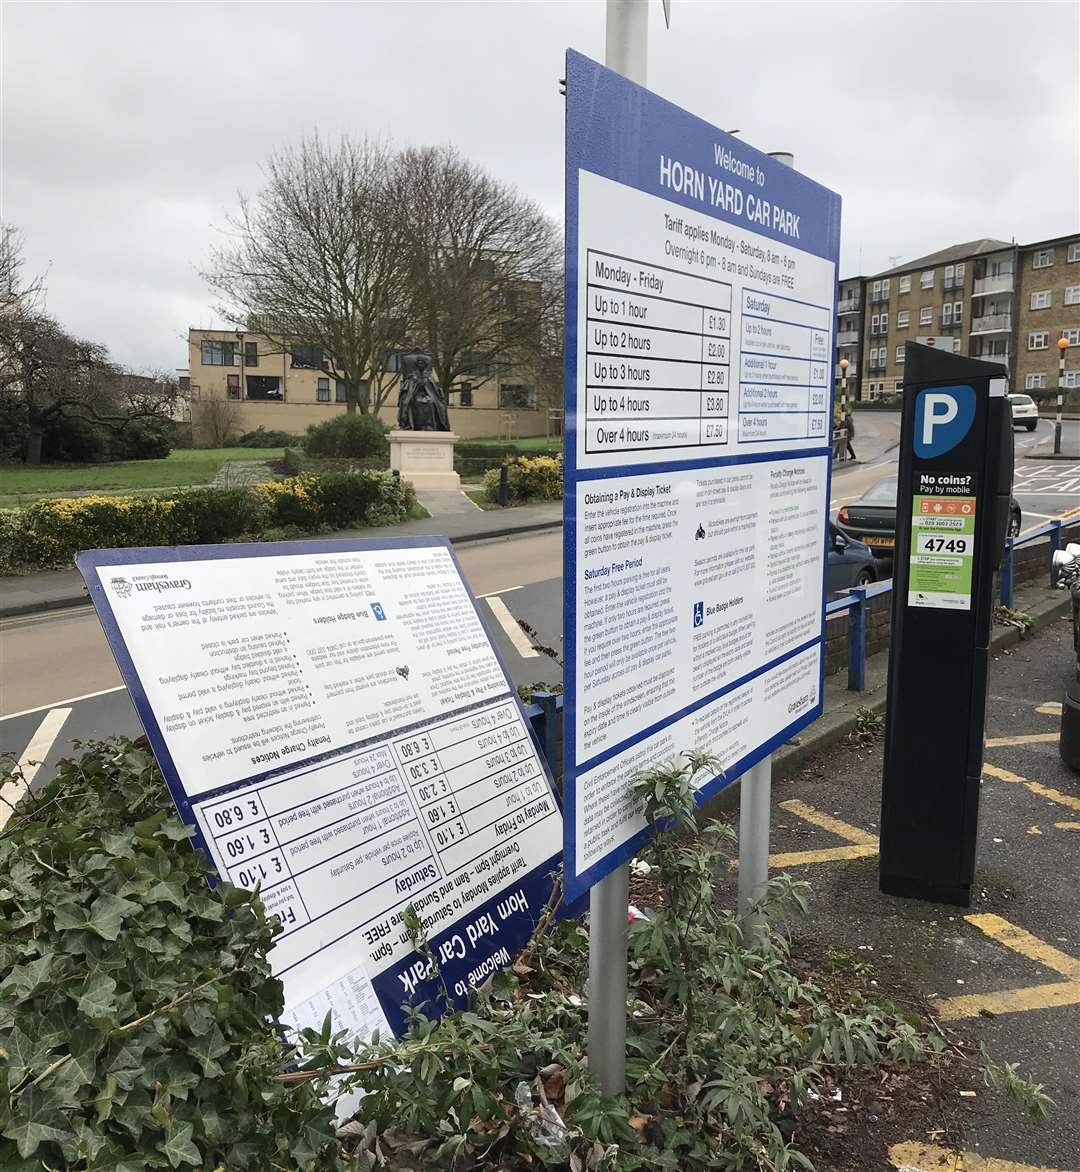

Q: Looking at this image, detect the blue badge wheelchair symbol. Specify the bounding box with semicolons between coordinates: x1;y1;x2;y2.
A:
913;384;975;458
693;601;704;628
371;602;386;621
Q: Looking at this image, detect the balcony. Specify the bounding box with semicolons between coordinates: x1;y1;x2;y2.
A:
970;313;1011;335
973;274;1014;297
837;299;861;314
837;329;860;345
836;363;857;379
972;351;1009;368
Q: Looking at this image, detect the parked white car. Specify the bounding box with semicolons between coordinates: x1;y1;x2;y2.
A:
1009;392;1039;432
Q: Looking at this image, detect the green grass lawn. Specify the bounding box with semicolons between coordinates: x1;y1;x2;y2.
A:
462;436;562;451
0;448;285;498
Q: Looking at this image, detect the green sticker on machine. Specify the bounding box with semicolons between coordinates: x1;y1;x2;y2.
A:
907;489;977;611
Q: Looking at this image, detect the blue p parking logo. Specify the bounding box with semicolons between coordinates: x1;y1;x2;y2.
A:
913;384;975;458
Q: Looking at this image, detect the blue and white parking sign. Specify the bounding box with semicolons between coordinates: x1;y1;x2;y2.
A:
913;385;976;459
78;537;562;1040
563;51;842;901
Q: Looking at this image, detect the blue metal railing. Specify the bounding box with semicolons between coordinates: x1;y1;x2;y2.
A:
1000;518;1068;607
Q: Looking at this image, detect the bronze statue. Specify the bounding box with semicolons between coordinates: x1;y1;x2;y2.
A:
396;351;450;431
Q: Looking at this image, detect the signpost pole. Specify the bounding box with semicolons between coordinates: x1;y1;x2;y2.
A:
735;148;794;934
586;0;649;1100
1055;337;1068;456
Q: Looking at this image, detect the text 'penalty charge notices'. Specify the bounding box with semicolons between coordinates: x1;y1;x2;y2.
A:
563;50;841;900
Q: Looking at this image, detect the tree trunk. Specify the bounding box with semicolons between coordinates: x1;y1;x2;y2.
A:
25;423;44;466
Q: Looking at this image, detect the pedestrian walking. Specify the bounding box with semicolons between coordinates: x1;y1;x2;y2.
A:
843;410;856;460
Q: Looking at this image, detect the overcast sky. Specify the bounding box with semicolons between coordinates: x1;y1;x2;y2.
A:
4;0;1078;373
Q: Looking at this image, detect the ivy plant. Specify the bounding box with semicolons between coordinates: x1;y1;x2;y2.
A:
0;739;340;1171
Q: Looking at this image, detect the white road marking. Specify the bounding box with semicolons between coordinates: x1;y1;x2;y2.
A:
475;584;527;599
0;707;72;829
484;595;539;658
0;685;127;723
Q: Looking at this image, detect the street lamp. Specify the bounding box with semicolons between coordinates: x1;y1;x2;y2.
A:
1056;336;1069;456
838;357;849;415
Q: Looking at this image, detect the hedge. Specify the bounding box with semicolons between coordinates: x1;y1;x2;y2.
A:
0;471;417;573
482;455;562;504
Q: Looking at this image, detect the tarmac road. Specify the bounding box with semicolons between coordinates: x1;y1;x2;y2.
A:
714;614;1080;1168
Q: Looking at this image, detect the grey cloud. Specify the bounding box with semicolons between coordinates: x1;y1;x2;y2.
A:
4;0;1076;372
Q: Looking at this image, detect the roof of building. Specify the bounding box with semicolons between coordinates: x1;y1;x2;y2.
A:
876;238;1014;278
1019;230;1080;251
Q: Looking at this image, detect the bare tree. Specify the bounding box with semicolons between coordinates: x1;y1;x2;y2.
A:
394;146;561;403
195;396;241;447
0;231;177;464
204;135;410;414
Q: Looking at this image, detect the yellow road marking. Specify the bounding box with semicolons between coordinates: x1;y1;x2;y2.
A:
889;1139;1071;1171
966;914;1080;980
934;915;1080;1020
1037;703;1063;715
983;763;1080;813
769;843;878;869
985;733;1060;748
936;980;1080;1021
1056;822;1080;831
777;799;877;844
729;799;879;869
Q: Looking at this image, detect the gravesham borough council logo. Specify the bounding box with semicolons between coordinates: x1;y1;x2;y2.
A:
111;577;133;599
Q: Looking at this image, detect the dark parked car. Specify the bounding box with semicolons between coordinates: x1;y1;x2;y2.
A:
826;522;877;595
836;474;1022;559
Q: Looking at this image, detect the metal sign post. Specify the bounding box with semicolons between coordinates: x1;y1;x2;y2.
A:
586;0;649;1100
565;5;840;1098
879;343;1013;905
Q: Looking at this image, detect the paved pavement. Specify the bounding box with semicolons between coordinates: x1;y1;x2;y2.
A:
712;613;1080;1169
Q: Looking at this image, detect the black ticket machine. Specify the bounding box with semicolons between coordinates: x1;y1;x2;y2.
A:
879;343;1014;906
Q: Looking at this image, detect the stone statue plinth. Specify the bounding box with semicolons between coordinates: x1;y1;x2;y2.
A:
389;430;460;492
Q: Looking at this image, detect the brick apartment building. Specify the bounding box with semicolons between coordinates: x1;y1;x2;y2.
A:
833;231;1080;401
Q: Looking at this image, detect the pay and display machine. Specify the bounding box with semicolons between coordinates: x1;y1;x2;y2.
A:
879;343;1014;906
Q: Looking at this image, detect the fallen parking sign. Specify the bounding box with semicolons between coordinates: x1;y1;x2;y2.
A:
78;537;563;1039
563;50;841;902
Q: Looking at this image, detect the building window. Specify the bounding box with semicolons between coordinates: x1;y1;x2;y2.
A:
1025;373;1046;390
1068;242;1080;263
870;313;879;334
290;345;324;369
1033;248;1055;269
498;384;536;409
317;377;330;403
1030;290;1052;310
897;309;910;327
1062;328;1080;346
201;340;237;366
226;374;240;400
920;270;934;289
243;341;259;367
881;311;888;333
1064;285;1080;305
1028;331;1049;350
919;306;933;325
942;303;953;326
336;380;348;403
894;378;904;393
899;274;911;293
943;300;963;325
246;376;282;401
1065;371;1080;389
895;346;905;363
456;382;474;407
